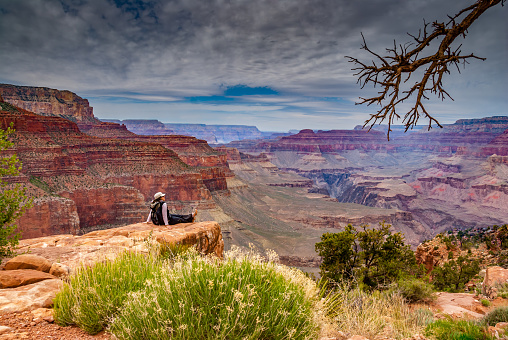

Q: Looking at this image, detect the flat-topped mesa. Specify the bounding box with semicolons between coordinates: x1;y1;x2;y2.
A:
0;102;217;238
260;129;390;152
165;123;265;144
395;116;508;154
0;84;99;124
104;119;175;135
87;131;234;184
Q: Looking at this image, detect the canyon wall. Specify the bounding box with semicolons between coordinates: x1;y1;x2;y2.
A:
0;100;218;238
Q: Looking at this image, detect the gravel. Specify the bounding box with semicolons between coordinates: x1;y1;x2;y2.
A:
0;311;112;339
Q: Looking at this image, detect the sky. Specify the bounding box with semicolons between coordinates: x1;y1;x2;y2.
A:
0;0;506;132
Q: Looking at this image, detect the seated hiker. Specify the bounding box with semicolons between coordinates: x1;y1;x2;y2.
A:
146;192;197;226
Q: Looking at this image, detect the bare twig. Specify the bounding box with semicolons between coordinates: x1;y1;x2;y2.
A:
346;0;504;139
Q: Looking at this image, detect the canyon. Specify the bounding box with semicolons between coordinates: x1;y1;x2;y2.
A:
224;122;508;241
1;83;507;269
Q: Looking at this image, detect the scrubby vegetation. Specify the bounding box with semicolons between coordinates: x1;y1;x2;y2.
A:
54;245;331;339
482;306;508;326
315;222;508;339
425;318;493;340
54;221;508;339
329;282;434;338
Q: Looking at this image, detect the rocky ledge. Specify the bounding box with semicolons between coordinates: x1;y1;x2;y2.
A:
0;221;223;315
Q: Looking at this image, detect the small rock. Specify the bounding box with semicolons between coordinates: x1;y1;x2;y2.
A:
49;263;71;278
0;278;63;314
496;322;508;330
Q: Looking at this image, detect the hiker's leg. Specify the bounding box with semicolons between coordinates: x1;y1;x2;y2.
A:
167;213;194;225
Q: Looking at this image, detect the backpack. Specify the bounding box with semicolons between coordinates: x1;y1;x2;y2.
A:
150;201;164;225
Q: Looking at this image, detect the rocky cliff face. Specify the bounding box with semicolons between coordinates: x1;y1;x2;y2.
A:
0;101;219;238
0;84;99;124
261;129;391;153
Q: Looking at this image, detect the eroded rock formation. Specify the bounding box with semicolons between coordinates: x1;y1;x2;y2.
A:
0;101;219;237
0;84;98;124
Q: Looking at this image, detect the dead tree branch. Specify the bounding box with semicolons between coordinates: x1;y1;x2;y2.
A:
346;0;504;139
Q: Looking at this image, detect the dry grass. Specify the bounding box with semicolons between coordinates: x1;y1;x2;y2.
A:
327;283;434;339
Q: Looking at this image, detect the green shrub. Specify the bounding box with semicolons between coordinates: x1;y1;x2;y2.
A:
482;306;508;326
425;318;493;340
499;292;508;299
481;299;491;307
391;277;435;303
109;248;322;340
53;251;160;334
54;247;328;339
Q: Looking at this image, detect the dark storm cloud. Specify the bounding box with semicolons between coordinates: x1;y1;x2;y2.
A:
0;0;506;129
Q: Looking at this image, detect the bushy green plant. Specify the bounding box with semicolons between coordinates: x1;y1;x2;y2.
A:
54;247;328;339
425;318;493;340
53;251;160;334
110;248;322;340
482;306;508;326
481;299;491;307
0;124;32;258
391;277;435;303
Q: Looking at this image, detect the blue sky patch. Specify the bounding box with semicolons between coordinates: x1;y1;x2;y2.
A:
224;85;279;96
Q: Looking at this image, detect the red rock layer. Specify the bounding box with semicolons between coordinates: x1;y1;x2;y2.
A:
0;84;99;124
259;129;391;152
83;127;233;185
481;129;508;156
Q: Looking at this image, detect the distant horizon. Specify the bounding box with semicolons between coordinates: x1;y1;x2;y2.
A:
100;114;508;134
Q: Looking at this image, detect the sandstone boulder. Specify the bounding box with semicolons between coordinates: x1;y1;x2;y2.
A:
3;255;52;273
0;270;56;289
482;266;508;298
0;279;62;314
